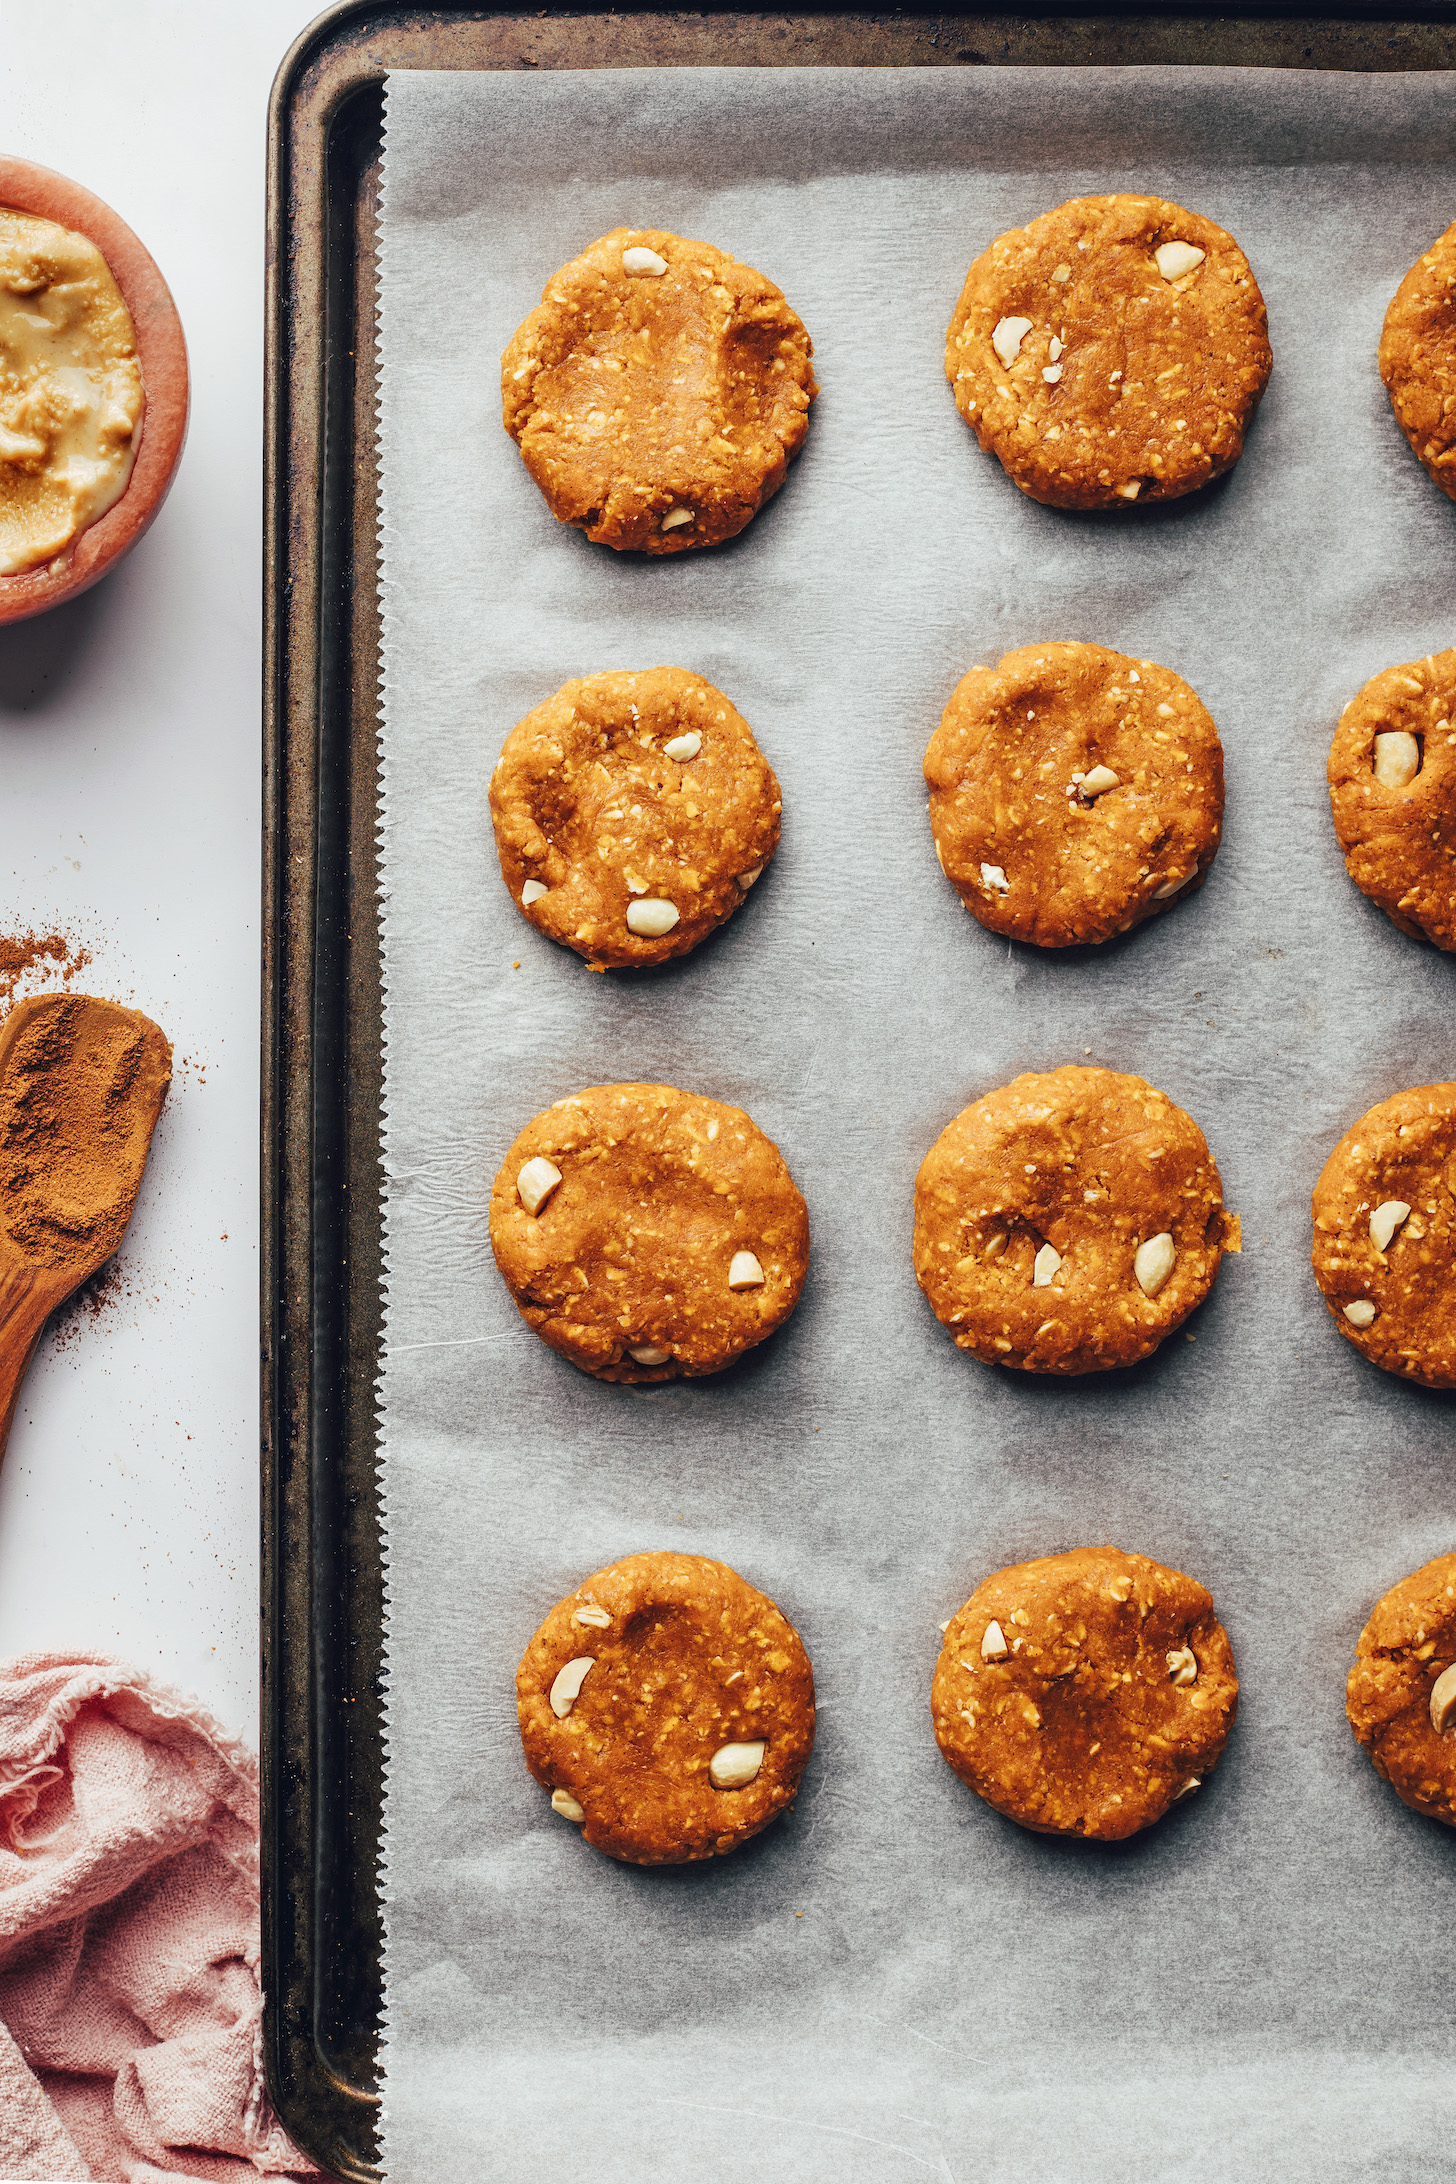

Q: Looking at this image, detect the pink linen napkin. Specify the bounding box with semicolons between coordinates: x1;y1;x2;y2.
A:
0;1655;318;2183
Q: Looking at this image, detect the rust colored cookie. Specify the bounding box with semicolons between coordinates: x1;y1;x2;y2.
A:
518;1552;814;1865
1328;650;1456;951
932;1545;1238;1840
489;667;779;969
1379;222;1456;502
913;1064;1238;1375
490;1083;809;1383
501;226;816;553
945;193;1271;510
1311;1082;1456;1390
1347;1553;1456;1825
925;641;1224;946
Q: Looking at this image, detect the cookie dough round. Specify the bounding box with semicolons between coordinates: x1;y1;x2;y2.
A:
501;226;817;553
489;667;780;969
517;1550;816;1864
932;1545;1238;1839
1311;1082;1456;1389
913;1064;1238;1375
1327;650;1456;952
1379;222;1456;502
945;193;1272;510
1347;1553;1456;1825
490;1083;810;1383
925;642;1224;946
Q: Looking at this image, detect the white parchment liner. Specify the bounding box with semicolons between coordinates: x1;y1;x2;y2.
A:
377;67;1456;2182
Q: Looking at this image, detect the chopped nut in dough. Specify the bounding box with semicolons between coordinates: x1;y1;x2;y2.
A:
981;1619;1010;1661
628;1344;671;1366
626;899;680;937
549;1656;595;1718
1166;1645;1198;1687
728;1250;765;1290
1372;730;1420;788
991;315;1033;367
710;1740;766;1789
664;731;702;761
1430;1661;1456;1733
1032;1243;1062;1287
622;246;669;276
517;1156;563;1215
1154;241;1205;281
521;879;549;906
980;862;1010;893
1134;1232;1177;1297
1343;1299;1377;1329
571;1604;612;1628
660;506;694;530
551;1787;587;1821
1369;1200;1411;1252
1078;765;1120;798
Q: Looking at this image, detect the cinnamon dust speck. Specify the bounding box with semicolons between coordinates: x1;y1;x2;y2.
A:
46;1257;128;1348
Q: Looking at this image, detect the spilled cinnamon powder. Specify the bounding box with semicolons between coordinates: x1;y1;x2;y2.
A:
0;932;93;1016
46;1256;128;1349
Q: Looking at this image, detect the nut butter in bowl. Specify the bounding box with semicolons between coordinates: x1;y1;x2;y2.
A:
0;156;188;624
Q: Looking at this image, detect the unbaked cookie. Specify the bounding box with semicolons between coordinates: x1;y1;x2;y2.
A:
1347;1553;1456;1825
945;193;1271;510
490;1082;809;1383
913;1064;1238;1375
1327;650;1456;952
932;1545;1238;1839
1379;222;1456;502
501;226;816;553
489;667;780;969
1311;1082;1456;1389
925;641;1224;946
517;1550;816;1864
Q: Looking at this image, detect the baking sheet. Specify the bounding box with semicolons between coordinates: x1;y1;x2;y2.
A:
376;65;1456;2182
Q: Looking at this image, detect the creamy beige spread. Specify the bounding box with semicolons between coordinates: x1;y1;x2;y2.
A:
0;209;144;575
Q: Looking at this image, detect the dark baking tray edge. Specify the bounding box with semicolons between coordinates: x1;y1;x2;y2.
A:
261;5;1456;2177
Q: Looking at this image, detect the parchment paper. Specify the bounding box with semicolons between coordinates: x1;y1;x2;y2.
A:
376;66;1456;2182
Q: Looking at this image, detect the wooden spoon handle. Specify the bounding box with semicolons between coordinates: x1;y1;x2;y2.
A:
0;1258;67;1462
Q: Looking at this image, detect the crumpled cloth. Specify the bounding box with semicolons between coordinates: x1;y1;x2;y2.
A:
0;1655;317;2183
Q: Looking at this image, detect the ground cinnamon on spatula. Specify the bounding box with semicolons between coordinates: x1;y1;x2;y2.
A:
0;996;171;1272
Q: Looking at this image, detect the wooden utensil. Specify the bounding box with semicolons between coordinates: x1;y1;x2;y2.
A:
0;993;172;1458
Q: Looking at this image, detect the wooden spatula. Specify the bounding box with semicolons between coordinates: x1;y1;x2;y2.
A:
0;993;171;1459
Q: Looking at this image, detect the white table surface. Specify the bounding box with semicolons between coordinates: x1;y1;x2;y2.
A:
1;0;325;1745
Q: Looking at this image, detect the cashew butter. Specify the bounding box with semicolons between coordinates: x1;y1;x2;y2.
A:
0;210;143;575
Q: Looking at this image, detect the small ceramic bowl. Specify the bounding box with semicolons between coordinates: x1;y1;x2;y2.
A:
0;156;189;625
